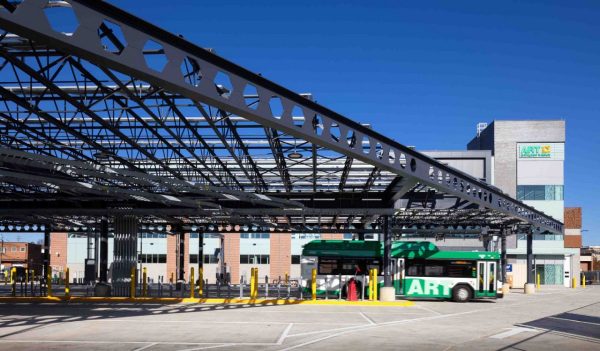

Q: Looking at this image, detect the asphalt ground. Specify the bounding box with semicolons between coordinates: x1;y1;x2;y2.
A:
0;286;598;350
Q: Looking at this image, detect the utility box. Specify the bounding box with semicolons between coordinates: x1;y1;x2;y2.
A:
84;259;96;284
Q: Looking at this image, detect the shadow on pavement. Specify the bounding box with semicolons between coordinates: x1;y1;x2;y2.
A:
0;301;285;339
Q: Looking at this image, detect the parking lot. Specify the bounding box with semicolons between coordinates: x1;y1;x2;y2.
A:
0;286;597;350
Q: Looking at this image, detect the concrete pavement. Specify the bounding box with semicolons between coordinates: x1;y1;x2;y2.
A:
0;286;598;350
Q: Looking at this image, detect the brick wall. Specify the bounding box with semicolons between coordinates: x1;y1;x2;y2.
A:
270;233;291;279
564;207;582;229
564;207;582;249
564;235;582;248
166;234;177;282
223;233;240;282
49;232;67;273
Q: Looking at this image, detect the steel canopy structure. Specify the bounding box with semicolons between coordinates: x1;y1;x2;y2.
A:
0;0;562;236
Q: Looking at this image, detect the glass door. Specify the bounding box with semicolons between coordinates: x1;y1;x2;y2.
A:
392;259;404;294
476;261;497;298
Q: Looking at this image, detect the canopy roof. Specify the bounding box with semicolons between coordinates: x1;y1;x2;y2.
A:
0;0;562;235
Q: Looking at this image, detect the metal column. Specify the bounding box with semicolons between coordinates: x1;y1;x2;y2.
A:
383;216;392;288
178;228;185;282
94;225;100;279
99;218;109;283
43;225;50;283
198;230;204;271
112;215;139;296
500;228;508;285
526;230;534;285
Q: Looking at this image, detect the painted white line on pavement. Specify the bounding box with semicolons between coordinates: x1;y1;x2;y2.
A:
415;304;442;315
515;324;600;343
548;316;600;326
489;327;537;339
359;312;376;325
0;340;278;346
277;323;294;345
279;292;596;350
77;318;359;325
133;342;157;351
177;344;233;351
280;309;478;350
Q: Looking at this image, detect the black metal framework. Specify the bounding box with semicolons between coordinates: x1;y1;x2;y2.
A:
0;0;562;234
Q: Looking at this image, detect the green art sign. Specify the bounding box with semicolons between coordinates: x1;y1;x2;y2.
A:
519;144;552;158
403;278;453;298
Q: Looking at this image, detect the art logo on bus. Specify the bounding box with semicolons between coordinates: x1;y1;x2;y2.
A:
404;278;453;298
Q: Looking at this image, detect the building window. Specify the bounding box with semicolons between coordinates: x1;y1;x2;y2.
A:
240;233;270;239
291;255;301;264
240;254;270;264
20;247;25;252
343;233;353;240
204;254;219;264
140;233;167;238
137;254;167;264
517;185;563;201
291;233;321;240
189;254;219;264
11;247;17;252
190;233;220;239
518;234;563;241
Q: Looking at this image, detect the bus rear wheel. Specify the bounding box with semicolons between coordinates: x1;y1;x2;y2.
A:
452;285;472;303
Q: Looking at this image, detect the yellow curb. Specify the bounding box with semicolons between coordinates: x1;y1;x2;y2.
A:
0;296;414;307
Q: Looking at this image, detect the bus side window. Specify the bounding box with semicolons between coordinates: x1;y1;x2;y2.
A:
406;261;423;276
318;258;339;275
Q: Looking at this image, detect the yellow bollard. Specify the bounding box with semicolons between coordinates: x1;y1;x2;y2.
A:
199;267;204;297
142;267;147;297
372;268;378;301
11;267;16;296
170;272;174;284
130;266;136;298
46;266;53;297
285;272;289;285
311;268;317;300
189;267;195;298
25;268;28;284
582;273;586;288
572;277;577;289
253;268;258;298
368;269;373;301
536;273;541;289
64;267;70;299
249;268;254;299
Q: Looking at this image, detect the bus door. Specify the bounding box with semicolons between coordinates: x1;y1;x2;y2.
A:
476;261;497;298
391;258;404;295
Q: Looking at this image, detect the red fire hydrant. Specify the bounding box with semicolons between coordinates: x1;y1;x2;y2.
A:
347;278;358;301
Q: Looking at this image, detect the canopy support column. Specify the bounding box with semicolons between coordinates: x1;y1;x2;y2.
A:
379;215;396;301
99;218;109;283
500;228;508;285
43;226;50;288
525;227;535;294
198;229;204;271
178;227;185;283
383;216;392;288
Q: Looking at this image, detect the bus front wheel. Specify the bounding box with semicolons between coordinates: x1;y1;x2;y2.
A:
452;285;472;303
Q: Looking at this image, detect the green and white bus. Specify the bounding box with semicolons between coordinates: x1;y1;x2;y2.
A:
301;240;502;302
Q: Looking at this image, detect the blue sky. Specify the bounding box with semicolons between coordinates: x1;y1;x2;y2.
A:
8;1;598;244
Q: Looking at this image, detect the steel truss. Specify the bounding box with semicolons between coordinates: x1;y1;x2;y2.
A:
0;0;562;233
